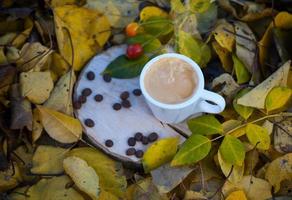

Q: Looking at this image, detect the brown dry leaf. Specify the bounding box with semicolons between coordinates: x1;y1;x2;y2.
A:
273;118;292;153
10;84;32;130
63;156;100;200
32;108;43;143
0;162;22;192
226;190;247;200
54;5;111;71
212;41;233;72
27;176;84;200
237;60;290;109
31;145;68;175
16;42;52;72
20;71;54;104
37;106;82;143
222;175;272;200
9;186;29;200
44;70;75;116
265;153;292;192
49;52;70;81
213;19;234;52
11;17;33;48
244;150;259;175
184;191;207;200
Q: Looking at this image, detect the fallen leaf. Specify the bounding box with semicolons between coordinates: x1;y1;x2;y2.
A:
218;151;244;184
195;2;218;34
27;176;84;200
64;156;100;200
38;106;82;143
184;190;207;200
171;0;186;14
265;86;292;113
273;118;292;153
143;137;179;173
31;145;68;174
20;71;54;104
246;124;270;150
188;0;211;13
0;65;16;89
219;135;245;166
212;41;233;72
8;186;29;200
49;52;70;81
0;162;22;192
68;147;127;198
171;134;211;166
211;73;240;100
140;6;168;21
244;149;259;175
265;153;292;192
226;190;247;200
32;108;43;143
237;60;290;109
213;19;234;52
151;163;194;193
232;54;250;84
11;17;33;48
44;70;76;116
233;88;254;120
187;115;223;135
54;5;111;71
222;175;272;200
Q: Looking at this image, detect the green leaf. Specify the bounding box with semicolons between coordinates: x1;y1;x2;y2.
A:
178;30;211;67
171;134;211;166
233;88;254;120
171;0;186;13
232;54;250;84
189;0;211;13
246;124;270;150
187;115;223;135
141;16;173;36
219;135;245;166
265;86;292;113
142;137;179;173
102;55;149;79
126;34;161;53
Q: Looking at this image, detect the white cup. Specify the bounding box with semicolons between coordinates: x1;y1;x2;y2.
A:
140;53;226;124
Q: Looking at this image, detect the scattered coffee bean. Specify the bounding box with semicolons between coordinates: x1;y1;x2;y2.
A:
86;71;95;80
141;136;148;145
134;132;143;141
84;119;94;127
135;150;144;158
126;148;136;156
94;94;103;102
78;95;87;104
121;100;131;108
105;140;113;147
103;73;112;82
120;91;129;100
148;132;159;142
73;101;81;109
82;88;92;96
128;137;136;146
113;103;122;111
133;89;142;96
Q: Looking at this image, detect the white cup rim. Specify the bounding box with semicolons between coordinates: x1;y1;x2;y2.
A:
140;53;205;109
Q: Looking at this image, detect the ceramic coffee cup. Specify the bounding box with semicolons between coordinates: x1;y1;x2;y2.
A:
140;53;226;124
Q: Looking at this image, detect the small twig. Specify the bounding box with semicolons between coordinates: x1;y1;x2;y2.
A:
199;162;205;191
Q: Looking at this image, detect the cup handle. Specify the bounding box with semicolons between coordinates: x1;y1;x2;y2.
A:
197;90;226;114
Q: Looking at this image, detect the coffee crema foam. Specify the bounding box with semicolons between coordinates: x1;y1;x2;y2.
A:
144;57;197;104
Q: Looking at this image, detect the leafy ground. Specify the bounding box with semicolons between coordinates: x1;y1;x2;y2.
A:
0;0;292;200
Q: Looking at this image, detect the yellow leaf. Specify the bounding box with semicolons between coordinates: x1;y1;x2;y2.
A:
265;86;292;113
142;137;179;172
233;88;254;120
64;156;100;200
38;106;82;143
184;190;207;199
171;0;186;14
232;54;250;84
212;41;233;72
32;108;43;143
246;124;270;150
68;147;127;198
44;70;76;116
9;186;29;200
49;52;70;81
54;5;111;71
48;0;78;7
20;71;54;104
31;145;68;174
226;190;247;200
27;176;84;200
265;153;292;192
0;163;22;192
213;20;234;52
98;189;119;200
11;18;33;48
188;0;211;13
140;6;169;21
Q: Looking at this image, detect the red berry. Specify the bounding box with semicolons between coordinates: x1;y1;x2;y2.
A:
126;44;143;59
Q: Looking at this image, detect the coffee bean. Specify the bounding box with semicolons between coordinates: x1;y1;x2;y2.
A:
120;91;129;100
148;132;159;142
73;101;81;109
128;137;136;146
113;103;122;111
126;148;136;156
135;150;144;158
94;94;103;102
103;73;112;82
105;140;113;147
82;88;92;96
84;119;94;127
86;71;95;80
134;132;143;141
78;95;87;104
133;89;142;96
121;100;131;108
141;136;148;145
